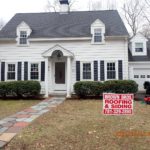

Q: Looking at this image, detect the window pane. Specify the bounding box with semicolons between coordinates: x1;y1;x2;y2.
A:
135;43;143;52
30;63;39;80
94;36;102;42
94;28;102;42
7;64;15;80
134;75;139;78
83;63;91;79
20;31;27;44
107;62;116;79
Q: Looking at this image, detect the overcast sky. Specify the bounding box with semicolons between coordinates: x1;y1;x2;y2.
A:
0;0;126;23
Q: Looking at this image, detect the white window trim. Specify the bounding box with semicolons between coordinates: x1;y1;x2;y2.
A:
28;62;41;81
5;62;17;81
91;28;105;45
81;61;94;81
17;30;29;47
105;61;118;80
132;41;147;56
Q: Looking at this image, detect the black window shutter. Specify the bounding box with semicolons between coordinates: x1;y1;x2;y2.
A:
94;61;98;81
118;60;123;80
41;61;45;81
76;61;80;81
1;62;5;81
24;62;28;80
18;62;22;81
100;61;105;81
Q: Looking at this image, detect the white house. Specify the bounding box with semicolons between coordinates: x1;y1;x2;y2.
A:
129;34;150;91
1;0;146;98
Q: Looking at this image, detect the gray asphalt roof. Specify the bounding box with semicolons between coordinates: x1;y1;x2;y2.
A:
129;40;150;62
0;10;128;38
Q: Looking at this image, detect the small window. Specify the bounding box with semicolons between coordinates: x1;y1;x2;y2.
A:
83;63;91;80
7;64;16;80
147;75;150;78
30;63;39;80
134;75;139;78
135;43;143;52
141;75;145;78
107;62;116;79
94;28;102;43
20;31;27;45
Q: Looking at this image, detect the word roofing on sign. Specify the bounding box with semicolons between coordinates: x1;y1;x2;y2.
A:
103;93;134;115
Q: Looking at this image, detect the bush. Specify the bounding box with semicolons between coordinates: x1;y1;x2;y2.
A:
74;81;104;98
103;80;138;94
74;80;138;98
0;81;41;98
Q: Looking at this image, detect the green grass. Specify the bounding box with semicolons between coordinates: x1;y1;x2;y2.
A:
6;100;150;150
0;100;40;120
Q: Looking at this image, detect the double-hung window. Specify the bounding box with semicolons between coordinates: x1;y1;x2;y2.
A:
83;63;91;80
19;31;27;45
94;28;102;43
135;43;143;52
107;62;116;79
30;63;39;80
7;64;16;80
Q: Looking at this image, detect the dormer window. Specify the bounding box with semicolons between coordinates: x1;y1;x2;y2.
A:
94;29;102;43
91;19;105;44
16;21;32;46
19;31;27;45
135;43;143;52
130;34;148;56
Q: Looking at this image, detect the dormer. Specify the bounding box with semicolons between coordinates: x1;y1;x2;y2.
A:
16;21;32;46
130;34;148;56
91;19;105;44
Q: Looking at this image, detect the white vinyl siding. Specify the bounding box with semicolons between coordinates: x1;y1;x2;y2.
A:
0;38;128;94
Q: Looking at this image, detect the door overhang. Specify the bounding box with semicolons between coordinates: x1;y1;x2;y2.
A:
42;44;74;58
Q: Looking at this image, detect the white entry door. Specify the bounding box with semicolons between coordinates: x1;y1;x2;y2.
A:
133;68;150;91
54;62;66;91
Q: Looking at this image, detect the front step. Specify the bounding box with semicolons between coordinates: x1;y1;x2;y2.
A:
49;91;67;97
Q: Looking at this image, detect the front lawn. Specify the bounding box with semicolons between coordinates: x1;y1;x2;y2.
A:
0;100;40;120
6;100;150;150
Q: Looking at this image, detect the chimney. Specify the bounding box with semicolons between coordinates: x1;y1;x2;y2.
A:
59;0;69;13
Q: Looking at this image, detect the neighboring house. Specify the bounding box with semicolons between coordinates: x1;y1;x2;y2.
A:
0;0;130;98
129;34;150;91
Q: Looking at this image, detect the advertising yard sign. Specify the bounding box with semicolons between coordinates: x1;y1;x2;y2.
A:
103;93;134;115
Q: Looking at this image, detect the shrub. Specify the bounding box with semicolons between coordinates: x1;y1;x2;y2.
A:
103;80;138;94
0;81;41;98
74;81;103;98
74;80;138;98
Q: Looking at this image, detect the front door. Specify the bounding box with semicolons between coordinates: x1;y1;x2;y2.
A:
54;62;66;90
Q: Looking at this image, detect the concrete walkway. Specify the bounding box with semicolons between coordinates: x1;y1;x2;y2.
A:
0;97;65;148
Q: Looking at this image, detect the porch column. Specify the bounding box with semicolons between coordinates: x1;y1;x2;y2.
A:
67;56;71;98
45;57;49;98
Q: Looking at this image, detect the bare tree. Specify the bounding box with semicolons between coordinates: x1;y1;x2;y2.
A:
144;0;150;24
122;0;145;36
140;24;150;38
91;1;102;11
45;0;77;12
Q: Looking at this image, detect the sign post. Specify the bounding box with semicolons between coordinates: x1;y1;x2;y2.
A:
103;93;134;115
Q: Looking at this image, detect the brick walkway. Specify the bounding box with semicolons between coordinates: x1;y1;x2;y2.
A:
0;97;65;148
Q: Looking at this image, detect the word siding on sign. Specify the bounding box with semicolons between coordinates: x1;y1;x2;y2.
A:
103;93;134;115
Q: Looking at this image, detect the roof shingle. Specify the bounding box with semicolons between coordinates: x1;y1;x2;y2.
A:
0;10;128;38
